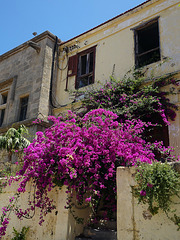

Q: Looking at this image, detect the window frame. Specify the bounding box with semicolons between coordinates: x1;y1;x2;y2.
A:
75;46;96;89
0;92;8;126
19;95;29;122
0;78;13;126
133;17;161;68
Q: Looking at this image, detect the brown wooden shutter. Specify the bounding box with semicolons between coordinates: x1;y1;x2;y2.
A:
68;55;78;77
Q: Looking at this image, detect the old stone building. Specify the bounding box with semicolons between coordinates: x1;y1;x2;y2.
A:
0;1;180;239
0;31;60;136
0;0;179;157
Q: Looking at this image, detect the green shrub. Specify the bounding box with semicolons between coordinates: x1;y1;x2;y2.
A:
134;162;180;230
11;226;29;240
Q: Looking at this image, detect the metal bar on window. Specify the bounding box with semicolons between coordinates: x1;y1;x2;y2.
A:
137;47;160;57
79;73;93;79
86;53;89;74
79;56;82;76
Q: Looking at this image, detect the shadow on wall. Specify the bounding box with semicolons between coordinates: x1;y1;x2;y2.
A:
116;166;180;240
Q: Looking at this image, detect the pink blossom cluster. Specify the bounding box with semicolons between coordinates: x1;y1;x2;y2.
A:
0;109;175;238
0;205;10;238
18;110;158;220
0;217;9;238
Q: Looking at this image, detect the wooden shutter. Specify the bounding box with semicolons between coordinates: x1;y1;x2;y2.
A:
68;55;78;77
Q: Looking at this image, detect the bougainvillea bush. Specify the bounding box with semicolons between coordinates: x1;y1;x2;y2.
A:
80;73;178;125
0;109;176;238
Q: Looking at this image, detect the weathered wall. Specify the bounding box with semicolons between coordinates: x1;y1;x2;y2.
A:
55;0;180;106
54;0;180;156
0;32;55;129
0;180;90;240
1;167;179;240
116;166;180;240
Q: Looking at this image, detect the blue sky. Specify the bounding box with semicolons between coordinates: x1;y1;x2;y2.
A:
0;0;146;55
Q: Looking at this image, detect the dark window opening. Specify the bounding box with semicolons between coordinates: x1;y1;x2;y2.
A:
19;96;29;121
144;113;169;147
81;55;87;75
143;114;169;161
149;123;169;162
76;46;96;89
0;93;8;126
135;19;160;68
148;124;169;147
2;94;7;105
0;109;5;126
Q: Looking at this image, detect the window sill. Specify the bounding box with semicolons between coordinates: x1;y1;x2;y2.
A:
135;58;162;69
76;82;94;90
0;103;6;110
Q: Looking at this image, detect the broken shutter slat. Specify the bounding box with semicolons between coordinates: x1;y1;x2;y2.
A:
68;55;78;77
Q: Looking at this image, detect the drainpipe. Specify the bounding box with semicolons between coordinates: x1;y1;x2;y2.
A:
49;36;58;108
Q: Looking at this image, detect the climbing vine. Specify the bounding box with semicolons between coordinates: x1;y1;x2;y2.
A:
134;161;180;230
79;71;178;125
0;109;178;238
0;70;179;238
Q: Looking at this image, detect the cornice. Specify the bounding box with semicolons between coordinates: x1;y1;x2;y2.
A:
0;31;61;62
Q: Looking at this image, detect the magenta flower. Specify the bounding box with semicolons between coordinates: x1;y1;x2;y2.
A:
147;183;153;188
50;159;55;164
0;108;176;239
85;197;92;202
140;190;146;196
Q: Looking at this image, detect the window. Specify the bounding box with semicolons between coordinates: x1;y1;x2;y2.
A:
19;96;29;121
0;78;12;127
67;46;96;89
134;18;160;68
0;92;8;126
76;47;95;89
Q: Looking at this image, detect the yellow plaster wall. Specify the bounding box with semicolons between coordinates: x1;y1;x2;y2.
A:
54;0;180;155
116;166;180;240
0;181;89;240
55;0;180;106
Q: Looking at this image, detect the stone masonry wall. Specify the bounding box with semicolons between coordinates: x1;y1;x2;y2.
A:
0;33;55;128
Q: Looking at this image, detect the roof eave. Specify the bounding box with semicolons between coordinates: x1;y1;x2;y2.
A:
60;0;154;46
